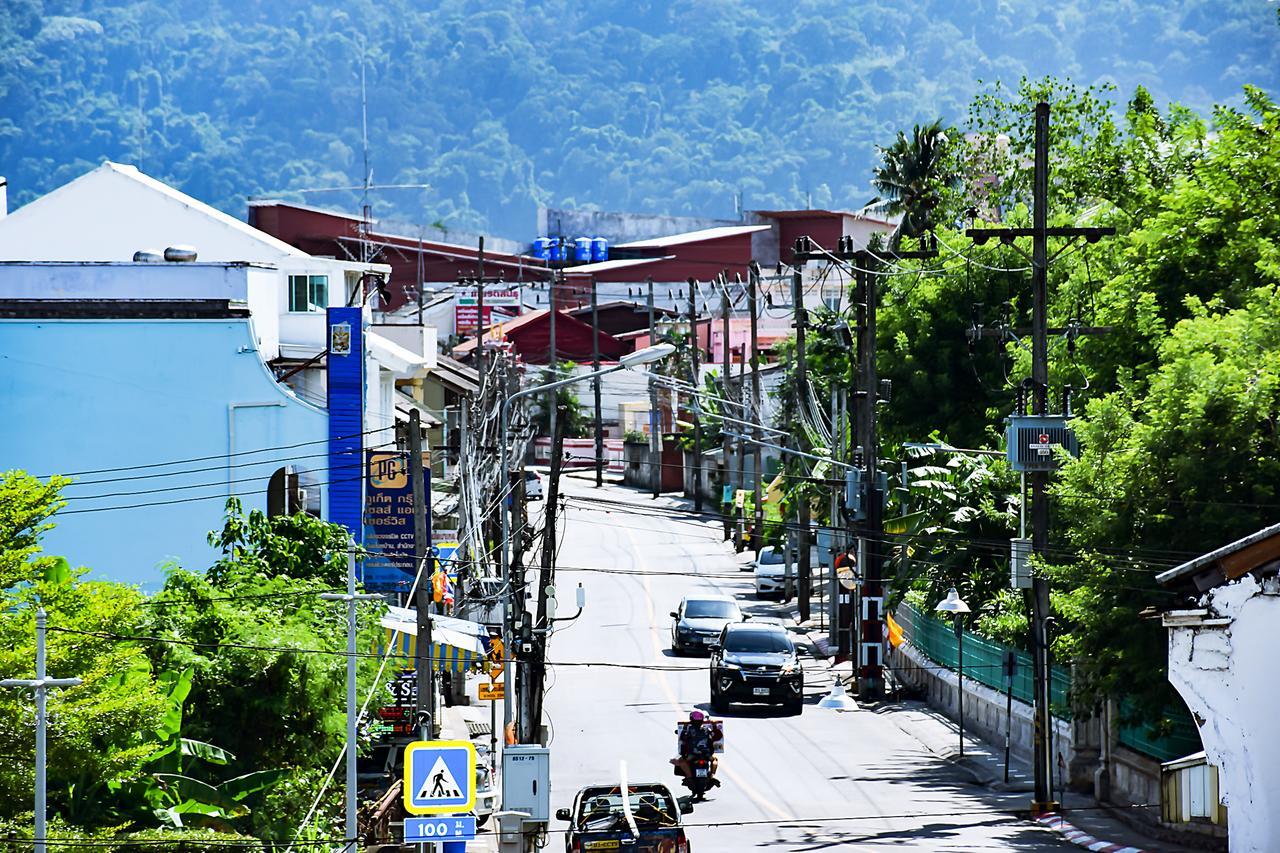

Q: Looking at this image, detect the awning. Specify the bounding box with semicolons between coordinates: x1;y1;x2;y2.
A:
379;607;489;672
368;331;432;376
394;391;442;428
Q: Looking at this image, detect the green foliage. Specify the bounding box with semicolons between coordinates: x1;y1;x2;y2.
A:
870;120;959;243
0;470;70;589
530;362;590;437
2;2;1275;235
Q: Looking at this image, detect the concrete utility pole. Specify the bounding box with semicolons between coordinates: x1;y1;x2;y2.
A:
748;263;763;551
548;270;560;445
966;101;1113;815
721;276;733;541
320;553;380;853
648;279;661;499
527;411;565;745
591;276;603;487
476;236;486;393
688;277;703;512
2;609;81;853
409;409;435;739
792;262;812;621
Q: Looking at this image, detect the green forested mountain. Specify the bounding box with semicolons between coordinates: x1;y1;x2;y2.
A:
1;0;1276;236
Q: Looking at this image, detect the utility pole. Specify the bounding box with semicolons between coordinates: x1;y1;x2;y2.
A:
2;609;81;853
748;264;763;552
966;101;1113;815
648;278;661;499
591;276;603;487
792;261;811;621
320;553;380;853
409;409;435;738
528;411;565;745
548;270;560;446
688;277;703;512
720;277;733;541
476;237;486;393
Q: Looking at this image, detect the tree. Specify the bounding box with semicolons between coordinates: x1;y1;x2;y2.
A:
870;120;958;245
529;361;590;437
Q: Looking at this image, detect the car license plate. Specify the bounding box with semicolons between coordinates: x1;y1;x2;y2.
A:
584;841;620;850
753;687;769;696
695;767;708;777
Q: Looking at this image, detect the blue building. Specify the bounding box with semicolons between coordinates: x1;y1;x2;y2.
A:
0;262;331;587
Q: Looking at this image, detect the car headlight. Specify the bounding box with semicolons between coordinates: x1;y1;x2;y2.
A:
720;661;741;671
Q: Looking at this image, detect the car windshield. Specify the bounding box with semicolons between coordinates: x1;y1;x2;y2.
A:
725;630;791;653
525;471;539;480
684;600;738;619
576;786;678;830
757;548;785;565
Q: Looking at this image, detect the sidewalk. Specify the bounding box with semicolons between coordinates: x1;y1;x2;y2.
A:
734;564;1207;853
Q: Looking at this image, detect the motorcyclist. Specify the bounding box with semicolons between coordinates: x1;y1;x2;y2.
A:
671;710;721;787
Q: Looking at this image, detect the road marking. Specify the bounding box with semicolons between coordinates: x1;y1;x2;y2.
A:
620;523;796;824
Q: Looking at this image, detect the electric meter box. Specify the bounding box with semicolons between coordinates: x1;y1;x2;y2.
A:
502;745;550;823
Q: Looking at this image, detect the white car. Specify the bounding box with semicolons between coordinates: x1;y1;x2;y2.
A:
524;470;544;500
753;546;788;599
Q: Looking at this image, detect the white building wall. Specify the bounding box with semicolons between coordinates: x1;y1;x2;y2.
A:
1166;575;1280;853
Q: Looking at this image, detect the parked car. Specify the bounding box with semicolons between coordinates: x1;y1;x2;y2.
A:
556;782;692;853
752;546;787;598
670;594;744;655
473;744;497;827
709;622;803;714
524;469;544;500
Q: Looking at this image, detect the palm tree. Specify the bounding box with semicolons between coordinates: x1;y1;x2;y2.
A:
870;119;957;248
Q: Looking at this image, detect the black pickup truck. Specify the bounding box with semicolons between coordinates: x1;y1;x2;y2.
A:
556;782;693;852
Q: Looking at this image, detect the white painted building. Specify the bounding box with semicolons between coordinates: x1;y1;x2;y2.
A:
0;161;436;448
1158;522;1280;852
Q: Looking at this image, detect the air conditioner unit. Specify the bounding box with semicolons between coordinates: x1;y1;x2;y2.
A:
1004;415;1078;472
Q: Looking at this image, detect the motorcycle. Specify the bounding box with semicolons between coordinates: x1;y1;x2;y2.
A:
671;719;723;801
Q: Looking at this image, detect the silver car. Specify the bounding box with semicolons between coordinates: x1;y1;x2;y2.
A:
670;594;744;654
752;546;787;599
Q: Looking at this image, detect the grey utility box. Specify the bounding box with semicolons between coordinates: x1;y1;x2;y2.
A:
502;745;550;823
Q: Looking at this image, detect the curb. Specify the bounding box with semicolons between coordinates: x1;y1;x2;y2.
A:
1035;814;1149;853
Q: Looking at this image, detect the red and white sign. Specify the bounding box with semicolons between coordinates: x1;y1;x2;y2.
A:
456;286;522;335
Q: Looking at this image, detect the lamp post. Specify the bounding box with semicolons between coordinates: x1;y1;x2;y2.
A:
499;342;675;729
935;588;972;756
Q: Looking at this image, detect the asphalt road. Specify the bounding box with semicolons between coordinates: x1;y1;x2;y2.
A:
535;477;1067;852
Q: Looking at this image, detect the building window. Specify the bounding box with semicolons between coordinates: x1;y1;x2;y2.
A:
288;274;329;312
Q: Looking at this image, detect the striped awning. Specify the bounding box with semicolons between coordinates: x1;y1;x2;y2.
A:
379;607;488;673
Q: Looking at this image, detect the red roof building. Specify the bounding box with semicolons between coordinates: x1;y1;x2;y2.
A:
248;201;551;312
450;309;625;365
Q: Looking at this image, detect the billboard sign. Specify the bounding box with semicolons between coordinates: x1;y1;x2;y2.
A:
455;286;522;335
363;451;430;592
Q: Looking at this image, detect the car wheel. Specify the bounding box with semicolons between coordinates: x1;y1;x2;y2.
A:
784;698;802;716
476;813;489;827
711;693;728;714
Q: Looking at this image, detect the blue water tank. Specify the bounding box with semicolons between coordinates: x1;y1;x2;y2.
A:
591;237;609;262
532;237;553;260
549;239;566;263
573;237;592;263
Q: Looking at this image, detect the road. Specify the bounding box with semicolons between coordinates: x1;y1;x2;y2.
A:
535;476;1066;851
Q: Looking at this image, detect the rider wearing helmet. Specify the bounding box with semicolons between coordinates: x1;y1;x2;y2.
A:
672;709;722;784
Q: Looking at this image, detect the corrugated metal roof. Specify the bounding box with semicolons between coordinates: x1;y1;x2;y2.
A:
560;256;673;274
1157;521;1280;585
613;225;771;249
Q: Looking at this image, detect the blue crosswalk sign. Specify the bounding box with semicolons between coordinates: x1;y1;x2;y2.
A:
403;740;476;815
405;815;477;843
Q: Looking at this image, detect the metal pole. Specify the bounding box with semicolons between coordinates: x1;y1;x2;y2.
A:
957;617;965;757
792;264;811;621
321;557;380;853
1;610;82;853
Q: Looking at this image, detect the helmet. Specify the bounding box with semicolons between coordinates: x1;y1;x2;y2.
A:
689;710;706;722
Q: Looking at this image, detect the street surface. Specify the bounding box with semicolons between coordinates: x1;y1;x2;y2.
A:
537;477;1067;851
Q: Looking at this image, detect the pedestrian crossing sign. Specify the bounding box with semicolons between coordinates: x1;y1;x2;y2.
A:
403;740;476;815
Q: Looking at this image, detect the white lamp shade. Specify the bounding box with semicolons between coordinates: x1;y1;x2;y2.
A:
935;587;971;614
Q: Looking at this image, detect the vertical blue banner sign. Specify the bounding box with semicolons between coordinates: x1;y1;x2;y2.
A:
363;451;431;592
327;307;364;544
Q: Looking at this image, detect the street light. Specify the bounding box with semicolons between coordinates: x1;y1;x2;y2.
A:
935;588;972;756
499;342;675;728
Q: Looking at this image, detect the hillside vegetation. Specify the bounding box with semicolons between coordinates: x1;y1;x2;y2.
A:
2;0;1277;235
